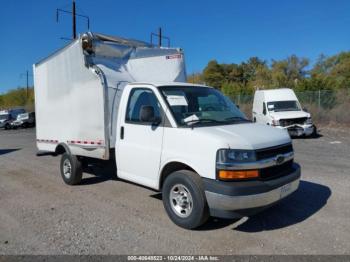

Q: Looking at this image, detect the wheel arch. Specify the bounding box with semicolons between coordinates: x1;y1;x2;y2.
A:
55;143;71;155
158;161;199;190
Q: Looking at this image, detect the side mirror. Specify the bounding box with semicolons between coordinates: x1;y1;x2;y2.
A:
303;107;308;112
139;105;161;124
236;104;240;109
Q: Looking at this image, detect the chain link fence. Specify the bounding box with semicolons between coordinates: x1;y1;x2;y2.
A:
229;89;350;125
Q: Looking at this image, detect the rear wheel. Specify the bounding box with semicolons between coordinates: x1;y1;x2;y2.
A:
60;153;83;185
162;170;209;229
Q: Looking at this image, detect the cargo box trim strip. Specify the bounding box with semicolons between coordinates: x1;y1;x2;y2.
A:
37;139;59;144
36;139;105;147
67;140;105;148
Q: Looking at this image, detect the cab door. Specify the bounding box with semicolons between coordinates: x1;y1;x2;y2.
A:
116;87;164;189
255;101;268;124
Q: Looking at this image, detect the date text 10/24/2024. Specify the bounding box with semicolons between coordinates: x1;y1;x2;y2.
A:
127;256;220;261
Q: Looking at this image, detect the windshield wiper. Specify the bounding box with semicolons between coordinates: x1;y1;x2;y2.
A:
224;116;251;122
275;109;298;112
184;118;223;126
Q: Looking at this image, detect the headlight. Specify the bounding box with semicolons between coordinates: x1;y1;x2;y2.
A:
217;149;256;163
305;117;312;125
272;119;280;126
216;149;259;180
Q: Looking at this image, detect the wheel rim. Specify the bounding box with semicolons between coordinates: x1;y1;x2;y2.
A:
63;159;72;179
169;184;193;218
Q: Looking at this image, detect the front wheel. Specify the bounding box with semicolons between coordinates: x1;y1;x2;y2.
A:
311;125;318;138
60;153;83;185
162;170;209;229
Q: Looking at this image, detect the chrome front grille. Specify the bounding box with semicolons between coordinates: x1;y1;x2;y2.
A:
255;143;293;161
280;117;307;127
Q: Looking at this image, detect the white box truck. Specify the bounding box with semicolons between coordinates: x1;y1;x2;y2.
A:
253;88;316;137
34;32;300;229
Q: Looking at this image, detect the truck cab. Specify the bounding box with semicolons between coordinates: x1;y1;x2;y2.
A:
253;88;315;137
114;83;300;228
11;112;35;128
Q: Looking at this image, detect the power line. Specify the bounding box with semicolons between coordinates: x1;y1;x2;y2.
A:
56;0;90;40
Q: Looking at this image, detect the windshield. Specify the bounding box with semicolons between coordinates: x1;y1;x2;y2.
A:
17;113;28;119
10;109;25;119
159;86;248;126
267;100;301;112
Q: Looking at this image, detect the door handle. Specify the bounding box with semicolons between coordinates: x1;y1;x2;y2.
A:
120;126;124;140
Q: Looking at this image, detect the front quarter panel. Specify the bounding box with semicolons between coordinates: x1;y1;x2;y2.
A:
160;127;226;181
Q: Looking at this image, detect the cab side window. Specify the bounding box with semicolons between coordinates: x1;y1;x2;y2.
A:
263;102;266;115
126;89;161;123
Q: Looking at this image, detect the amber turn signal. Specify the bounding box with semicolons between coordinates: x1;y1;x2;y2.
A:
218;170;259;180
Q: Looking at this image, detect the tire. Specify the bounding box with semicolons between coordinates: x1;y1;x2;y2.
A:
311;125;318;138
162;170;209;229
4;124;9;130
60;153;83;185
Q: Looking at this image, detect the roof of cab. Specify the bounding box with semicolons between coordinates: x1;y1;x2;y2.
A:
256;88;298;102
128;82;211;88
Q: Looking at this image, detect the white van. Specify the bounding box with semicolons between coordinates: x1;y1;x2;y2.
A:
253;88;315;137
34;33;301;229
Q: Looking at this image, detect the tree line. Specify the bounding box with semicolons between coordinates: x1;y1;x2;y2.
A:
0;87;34;111
1;51;350;110
188;51;350;96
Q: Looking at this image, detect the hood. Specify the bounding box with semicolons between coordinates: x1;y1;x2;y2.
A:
193;123;291;150
269;110;310;120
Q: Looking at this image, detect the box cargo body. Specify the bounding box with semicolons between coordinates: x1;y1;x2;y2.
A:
34;32;186;159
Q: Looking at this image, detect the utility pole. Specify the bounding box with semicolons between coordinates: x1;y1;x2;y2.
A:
26;70;29;98
20;70;33;99
72;0;76;39
150;28;170;47
56;0;90;40
158;27;162;47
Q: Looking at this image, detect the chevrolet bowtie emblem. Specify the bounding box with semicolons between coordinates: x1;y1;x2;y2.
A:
275;154;285;165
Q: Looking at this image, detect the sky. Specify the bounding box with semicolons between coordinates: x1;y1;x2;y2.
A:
0;0;350;93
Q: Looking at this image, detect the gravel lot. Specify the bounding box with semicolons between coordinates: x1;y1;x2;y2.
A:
0;127;349;255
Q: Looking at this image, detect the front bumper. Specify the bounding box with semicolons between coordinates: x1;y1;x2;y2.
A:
203;163;301;218
277;125;314;137
11;121;24;127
